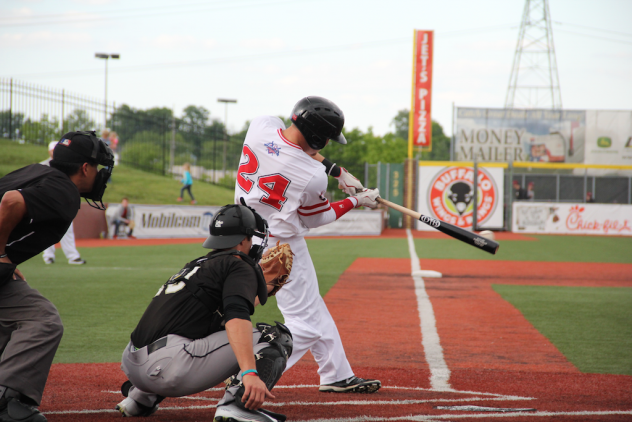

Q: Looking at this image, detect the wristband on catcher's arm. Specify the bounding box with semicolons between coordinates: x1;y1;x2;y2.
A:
321;158;341;178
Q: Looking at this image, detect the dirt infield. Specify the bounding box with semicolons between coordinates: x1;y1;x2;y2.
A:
39;253;632;420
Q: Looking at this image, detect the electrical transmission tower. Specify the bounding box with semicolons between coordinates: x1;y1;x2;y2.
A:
505;0;562;109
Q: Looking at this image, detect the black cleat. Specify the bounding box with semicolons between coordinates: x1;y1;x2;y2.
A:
319;376;381;393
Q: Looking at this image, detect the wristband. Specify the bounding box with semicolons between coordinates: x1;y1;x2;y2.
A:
321;158;341;178
0;254;7;259
241;369;258;377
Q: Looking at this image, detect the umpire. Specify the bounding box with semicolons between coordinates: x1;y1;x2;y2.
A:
0;131;114;422
116;204;292;422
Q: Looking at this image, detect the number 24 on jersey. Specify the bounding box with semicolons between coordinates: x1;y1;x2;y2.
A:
237;145;291;211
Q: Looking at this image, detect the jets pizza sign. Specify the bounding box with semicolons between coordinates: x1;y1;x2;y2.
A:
417;165;504;231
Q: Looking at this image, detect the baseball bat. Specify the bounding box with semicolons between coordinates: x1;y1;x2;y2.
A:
376;197;500;255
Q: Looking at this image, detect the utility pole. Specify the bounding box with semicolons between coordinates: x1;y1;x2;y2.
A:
217;98;237;174
505;0;562;109
95;53;120;128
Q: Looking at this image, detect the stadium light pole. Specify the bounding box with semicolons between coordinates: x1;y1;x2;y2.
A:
95;53;120;129
217;98;237;174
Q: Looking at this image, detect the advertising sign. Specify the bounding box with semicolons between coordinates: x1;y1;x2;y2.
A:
584;110;632;166
307;209;383;236
416;165;504;231
409;30;434;149
455;107;586;163
109;204;221;238
512;202;632;236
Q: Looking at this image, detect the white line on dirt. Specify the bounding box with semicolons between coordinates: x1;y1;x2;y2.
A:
103;386;531;400
291;409;632;421
407;229;452;391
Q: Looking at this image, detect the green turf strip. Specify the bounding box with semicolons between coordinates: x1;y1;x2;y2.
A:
493;284;632;375
414;235;632;263
20;238;408;363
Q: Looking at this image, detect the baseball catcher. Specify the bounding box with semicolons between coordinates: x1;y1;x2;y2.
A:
116;204;292;422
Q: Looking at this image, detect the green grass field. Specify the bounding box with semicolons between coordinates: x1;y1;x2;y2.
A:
4;140;632;375
17;235;632;376
0;139;235;206
493;285;632;375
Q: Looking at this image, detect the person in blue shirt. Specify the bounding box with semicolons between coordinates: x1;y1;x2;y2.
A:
177;162;196;204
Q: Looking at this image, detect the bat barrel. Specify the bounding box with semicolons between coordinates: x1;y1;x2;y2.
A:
418;214;500;255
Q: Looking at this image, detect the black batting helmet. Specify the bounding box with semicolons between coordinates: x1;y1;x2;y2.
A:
203;204;268;251
290;96;346;150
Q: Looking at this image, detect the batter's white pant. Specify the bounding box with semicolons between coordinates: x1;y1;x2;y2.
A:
42;222;81;262
272;235;354;385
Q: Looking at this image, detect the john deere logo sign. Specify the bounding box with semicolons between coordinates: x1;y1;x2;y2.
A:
428;166;498;229
597;137;612;148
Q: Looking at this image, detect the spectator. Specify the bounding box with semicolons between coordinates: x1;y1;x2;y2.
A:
177;162;196;204
112;197;135;239
513;180;529;200
109;131;120;166
586;192;595;203
527;181;535;201
101;129;111;147
40;141;86;265
0;131;113;422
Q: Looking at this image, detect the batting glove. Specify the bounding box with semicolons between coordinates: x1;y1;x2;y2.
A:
336;167;364;195
354;188;380;209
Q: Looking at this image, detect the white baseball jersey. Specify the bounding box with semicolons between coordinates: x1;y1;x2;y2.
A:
234;115;358;384
235;116;356;238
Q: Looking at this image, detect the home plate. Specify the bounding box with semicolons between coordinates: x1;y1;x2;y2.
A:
436;405;537;412
411;270;442;278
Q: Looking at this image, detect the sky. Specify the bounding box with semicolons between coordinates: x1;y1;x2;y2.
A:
1;0;631;137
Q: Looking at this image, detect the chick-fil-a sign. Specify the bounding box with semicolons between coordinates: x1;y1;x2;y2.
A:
566;205;631;234
513;202;632;236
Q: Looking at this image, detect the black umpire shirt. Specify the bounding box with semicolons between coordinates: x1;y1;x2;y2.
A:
130;252;259;348
0;164;80;265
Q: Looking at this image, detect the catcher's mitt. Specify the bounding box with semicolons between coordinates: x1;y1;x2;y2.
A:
260;241;293;296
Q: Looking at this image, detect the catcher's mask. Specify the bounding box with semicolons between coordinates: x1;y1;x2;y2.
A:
203;201;268;261
52;130;114;210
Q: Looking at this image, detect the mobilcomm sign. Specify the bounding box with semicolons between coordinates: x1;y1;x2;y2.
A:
141;212;206;229
131;205;221;238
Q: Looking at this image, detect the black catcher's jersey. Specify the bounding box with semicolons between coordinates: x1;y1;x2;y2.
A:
130;251;259;348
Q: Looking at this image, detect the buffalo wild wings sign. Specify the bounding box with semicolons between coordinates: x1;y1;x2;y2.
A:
416;165;505;231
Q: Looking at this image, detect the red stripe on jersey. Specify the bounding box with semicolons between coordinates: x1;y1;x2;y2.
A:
332;198;356;219
277;129;302;149
299;200;330;211
298;205;332;216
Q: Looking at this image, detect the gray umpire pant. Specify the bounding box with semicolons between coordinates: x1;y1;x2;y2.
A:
0;279;64;405
121;329;267;408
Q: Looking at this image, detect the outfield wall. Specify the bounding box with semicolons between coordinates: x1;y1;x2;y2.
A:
102;204;383;239
512;202;632;236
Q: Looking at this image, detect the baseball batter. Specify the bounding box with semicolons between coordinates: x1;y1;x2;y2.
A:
235;96;381;393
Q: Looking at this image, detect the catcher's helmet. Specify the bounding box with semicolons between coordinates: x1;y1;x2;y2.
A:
203;204;268;250
290;96;346;150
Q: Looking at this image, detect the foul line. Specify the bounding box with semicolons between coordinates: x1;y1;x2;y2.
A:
291;410;632;421
407;229;451;391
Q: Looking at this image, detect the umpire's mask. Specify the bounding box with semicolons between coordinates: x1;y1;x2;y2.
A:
53;130;114;210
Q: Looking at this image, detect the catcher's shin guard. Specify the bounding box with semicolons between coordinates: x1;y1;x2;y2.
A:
231;322;293;409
